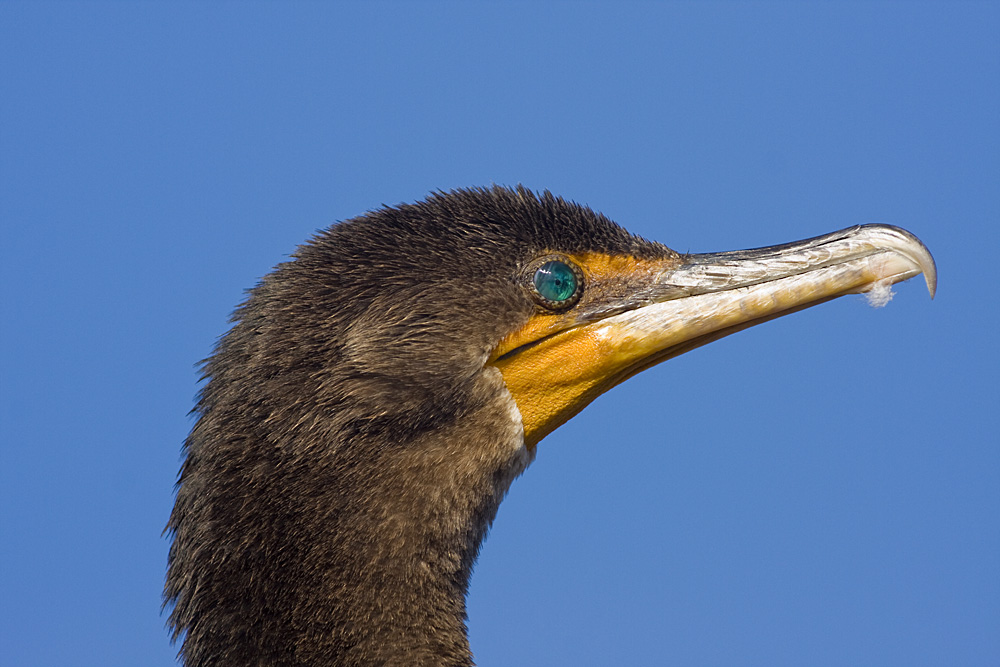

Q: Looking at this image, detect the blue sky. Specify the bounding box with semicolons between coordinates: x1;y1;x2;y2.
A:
1;2;997;665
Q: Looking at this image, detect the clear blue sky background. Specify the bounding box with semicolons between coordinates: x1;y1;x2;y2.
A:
2;3;997;666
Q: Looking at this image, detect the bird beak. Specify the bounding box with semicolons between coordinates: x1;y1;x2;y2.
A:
490;224;936;448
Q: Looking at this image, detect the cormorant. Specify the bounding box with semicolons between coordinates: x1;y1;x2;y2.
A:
165;186;935;666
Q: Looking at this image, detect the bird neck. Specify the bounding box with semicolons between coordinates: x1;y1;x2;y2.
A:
170;366;531;666
292;378;531;665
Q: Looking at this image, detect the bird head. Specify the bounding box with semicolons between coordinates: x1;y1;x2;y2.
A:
235;185;933;449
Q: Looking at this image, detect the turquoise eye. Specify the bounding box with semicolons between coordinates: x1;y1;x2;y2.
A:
532;260;580;305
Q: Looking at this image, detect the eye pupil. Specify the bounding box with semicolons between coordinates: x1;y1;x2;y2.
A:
533;261;579;304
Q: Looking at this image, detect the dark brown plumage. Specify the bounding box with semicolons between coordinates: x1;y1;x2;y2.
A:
165;186;934;666
165;187;671;666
